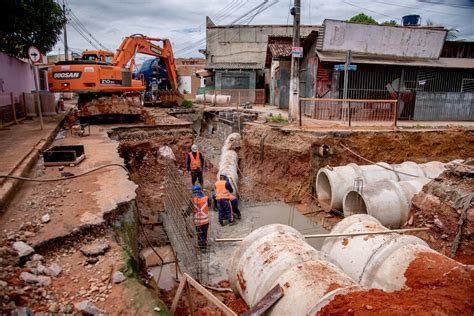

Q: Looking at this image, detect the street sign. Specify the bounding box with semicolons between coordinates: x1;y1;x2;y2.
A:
334;64;357;71
292;46;303;58
28;46;41;63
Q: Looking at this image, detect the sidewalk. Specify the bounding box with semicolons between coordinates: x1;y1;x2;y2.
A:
0;114;65;210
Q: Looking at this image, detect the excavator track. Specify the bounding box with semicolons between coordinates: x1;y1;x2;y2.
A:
77;93;144;117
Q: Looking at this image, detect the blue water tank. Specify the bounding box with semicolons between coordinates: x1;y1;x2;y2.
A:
402;15;421;26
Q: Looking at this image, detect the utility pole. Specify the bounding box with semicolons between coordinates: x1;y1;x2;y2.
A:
288;0;301;123
342;50;352;123
63;1;69;61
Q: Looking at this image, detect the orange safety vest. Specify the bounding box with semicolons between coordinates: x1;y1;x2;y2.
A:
215;180;232;200
192;196;209;225
189;151;202;170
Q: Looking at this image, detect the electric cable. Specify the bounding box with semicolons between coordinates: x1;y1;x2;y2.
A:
0;164;129;182
339;143;435;179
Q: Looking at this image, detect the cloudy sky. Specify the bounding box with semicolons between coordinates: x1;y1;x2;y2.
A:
51;0;474;59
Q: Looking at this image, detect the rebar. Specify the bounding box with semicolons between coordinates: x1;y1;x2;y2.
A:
162;159;208;282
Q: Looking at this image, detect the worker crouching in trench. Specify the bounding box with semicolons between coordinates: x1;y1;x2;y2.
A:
213;174;241;226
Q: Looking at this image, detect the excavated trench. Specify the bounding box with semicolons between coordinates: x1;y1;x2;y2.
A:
111;113;473;314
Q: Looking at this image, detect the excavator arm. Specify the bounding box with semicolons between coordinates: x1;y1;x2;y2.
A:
112;35;178;90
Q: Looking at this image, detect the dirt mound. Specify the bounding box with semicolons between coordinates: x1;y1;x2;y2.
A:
404;160;474;263
319;251;474;315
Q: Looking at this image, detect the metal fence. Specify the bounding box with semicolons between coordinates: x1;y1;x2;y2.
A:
332;65;474;121
0;92;29;127
203;89;265;106
162;161;208;282
300;98;397;126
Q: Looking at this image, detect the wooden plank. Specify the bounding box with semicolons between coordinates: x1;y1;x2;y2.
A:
185;280;195;316
170;275;187;314
11;92;17;124
184;273;237;316
242;284;284;316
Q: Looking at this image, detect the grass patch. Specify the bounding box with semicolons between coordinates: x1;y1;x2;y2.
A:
120;248;141;281
182;100;193;108
269;114;288;124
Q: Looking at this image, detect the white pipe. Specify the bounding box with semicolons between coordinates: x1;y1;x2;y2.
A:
195;94;231;105
343;178;430;228
229;224;361;315
321;215;465;292
218;133;241;194
316;161;445;211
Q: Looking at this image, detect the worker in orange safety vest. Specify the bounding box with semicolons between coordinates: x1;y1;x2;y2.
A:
214;174;235;226
186;144;204;186
192;185;209;248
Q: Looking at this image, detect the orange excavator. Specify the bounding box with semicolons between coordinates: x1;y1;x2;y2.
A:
48;34;182;118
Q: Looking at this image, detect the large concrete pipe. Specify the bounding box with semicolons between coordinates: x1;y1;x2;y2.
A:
316;161;444;210
343;178;430;228
321;215;468;292
230;224;361;315
195;94;231;105
218;133;241;194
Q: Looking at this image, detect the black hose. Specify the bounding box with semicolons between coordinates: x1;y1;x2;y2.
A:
0;163;130;182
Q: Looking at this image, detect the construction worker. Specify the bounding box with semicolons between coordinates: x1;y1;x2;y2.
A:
186;144;204;187
191;185;209;249
214;174;235;226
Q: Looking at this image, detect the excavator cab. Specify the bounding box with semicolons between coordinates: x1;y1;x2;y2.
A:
81;50;114;64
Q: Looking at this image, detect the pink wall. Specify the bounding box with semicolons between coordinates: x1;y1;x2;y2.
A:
0;52;36;106
0;52;35;93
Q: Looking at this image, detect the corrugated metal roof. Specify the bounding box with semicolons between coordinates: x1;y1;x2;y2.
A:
268;43;292;58
206;62;263;70
316;51;474;69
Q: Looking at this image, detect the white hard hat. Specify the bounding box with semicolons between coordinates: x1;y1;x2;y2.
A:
191;144;198;152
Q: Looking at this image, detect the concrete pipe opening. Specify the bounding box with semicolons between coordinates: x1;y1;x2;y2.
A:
343;191;368;217
315;170;332;209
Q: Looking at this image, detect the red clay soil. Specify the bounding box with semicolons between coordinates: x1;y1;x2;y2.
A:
404;163;474;264
319;251;474;315
171;283;249;316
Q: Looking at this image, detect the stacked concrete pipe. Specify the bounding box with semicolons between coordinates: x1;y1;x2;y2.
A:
229;224;361;315
321;214;467;292
218;133;241;194
315;161;445;211
343;178;430;228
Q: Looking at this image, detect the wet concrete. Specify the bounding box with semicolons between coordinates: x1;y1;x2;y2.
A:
206;202;327;284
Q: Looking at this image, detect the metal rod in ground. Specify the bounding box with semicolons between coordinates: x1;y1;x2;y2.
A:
214;227;430;242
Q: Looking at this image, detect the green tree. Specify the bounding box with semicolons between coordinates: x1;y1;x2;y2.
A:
348;13;378;25
0;0;66;58
382;20;399;26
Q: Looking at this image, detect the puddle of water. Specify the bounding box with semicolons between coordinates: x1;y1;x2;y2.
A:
145;245;180;291
149;264;179;292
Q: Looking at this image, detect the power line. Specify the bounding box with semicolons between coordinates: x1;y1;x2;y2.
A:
373;0;472;17
342;0;402;22
64;0;110;51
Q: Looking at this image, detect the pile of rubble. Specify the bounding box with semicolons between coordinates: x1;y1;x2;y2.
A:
406;159;474;262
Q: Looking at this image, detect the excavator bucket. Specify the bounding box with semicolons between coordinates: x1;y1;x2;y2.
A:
160;90;184;107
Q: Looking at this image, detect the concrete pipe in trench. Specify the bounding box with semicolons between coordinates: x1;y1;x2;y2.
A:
229;224;361;315
343;178;430;228
321;214;464;292
218;133;240;194
315;161;444;211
